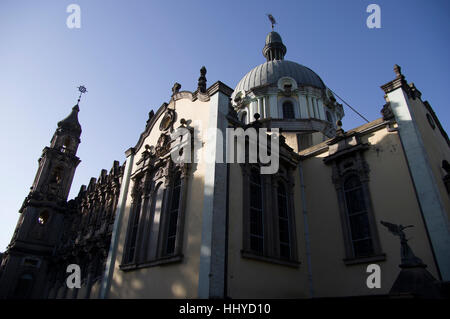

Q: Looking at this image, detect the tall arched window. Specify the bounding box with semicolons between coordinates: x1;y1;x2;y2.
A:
249;168;264;254
126;192;142;263
282;101;295;119
146;182;164;260
166;172;181;255
277;182;291;259
343;175;374;257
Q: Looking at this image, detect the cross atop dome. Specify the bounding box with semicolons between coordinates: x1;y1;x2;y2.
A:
267;14;277;30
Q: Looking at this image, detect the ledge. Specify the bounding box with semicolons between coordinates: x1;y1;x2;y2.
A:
343;254;386;266
120;254;183;271
241;250;300;268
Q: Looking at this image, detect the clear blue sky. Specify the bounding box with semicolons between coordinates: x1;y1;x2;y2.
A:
0;0;449;251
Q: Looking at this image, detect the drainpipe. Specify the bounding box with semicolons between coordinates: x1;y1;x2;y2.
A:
298;161;314;298
99;148;135;299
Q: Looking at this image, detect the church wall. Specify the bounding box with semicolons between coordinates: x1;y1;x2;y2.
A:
406;97;450;219
302;124;439;297
109;97;212;298
386;87;450;280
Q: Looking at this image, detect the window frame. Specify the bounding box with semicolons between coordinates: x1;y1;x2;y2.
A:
120;163;189;271
343;174;374;258
241;163;299;267
282;101;295;119
324;141;385;265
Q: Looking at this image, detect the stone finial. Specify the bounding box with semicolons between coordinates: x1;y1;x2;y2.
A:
394;64;402;78
335;120;345;137
198;66;207;93
172;82;181;96
78;185;87;196
381;102;394;121
146;110;155;128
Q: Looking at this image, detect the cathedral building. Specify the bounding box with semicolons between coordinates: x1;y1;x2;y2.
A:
0;30;449;299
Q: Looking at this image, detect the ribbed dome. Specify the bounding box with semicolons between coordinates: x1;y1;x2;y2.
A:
234;59;325;94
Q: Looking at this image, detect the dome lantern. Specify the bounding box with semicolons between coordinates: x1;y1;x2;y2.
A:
263;31;287;61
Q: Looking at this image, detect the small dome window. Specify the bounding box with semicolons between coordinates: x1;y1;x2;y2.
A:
282;101;295;119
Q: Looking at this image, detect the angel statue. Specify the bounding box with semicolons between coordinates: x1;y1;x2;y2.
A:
380;220;425;267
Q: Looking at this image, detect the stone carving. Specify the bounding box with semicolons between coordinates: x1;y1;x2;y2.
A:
155;133;171;157
197;66;207;93
159;108;176;132
381;102;394;121
146;110;155;129
172;82;181;96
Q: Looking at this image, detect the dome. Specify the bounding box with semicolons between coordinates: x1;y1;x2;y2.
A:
234;59;325;94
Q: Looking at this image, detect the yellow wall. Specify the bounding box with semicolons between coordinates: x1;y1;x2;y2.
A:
303;124;439;297
227;122;439;298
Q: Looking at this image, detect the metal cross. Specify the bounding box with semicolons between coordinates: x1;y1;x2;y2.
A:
77;85;87;104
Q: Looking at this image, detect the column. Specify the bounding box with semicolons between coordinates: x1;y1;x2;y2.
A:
318;99;326;120
99;148;135;299
269;95;278;118
298;94;308;118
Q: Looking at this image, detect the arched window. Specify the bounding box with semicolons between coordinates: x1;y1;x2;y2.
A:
249;168;264;254
282;101;295;119
165;172;181;255
277;182;291;259
126;189;142;263
343;175;374;257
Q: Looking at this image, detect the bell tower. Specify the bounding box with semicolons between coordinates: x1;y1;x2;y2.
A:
30;103;82;202
0;88;85;299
